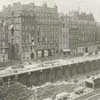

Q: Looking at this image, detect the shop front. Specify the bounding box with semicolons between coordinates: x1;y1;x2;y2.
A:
44;50;49;57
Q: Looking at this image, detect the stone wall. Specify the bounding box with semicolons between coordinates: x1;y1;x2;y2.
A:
1;59;100;86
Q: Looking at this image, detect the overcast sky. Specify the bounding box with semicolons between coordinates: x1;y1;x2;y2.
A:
0;0;100;21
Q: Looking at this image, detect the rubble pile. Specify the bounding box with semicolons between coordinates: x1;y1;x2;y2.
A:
0;82;34;100
35;82;77;100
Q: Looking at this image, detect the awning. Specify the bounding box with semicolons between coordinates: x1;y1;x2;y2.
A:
62;49;71;52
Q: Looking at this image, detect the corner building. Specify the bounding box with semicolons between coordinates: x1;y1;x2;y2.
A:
1;2;60;61
1;3;36;61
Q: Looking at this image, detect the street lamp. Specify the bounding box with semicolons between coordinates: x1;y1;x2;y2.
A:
31;38;35;60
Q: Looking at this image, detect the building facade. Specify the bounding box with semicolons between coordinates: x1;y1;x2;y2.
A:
1;2;36;61
0;2;98;62
61;11;97;56
34;3;60;58
1;2;61;61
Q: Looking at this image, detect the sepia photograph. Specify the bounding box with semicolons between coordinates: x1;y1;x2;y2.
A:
0;0;100;100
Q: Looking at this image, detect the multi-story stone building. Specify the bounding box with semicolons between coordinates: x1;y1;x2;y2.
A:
34;3;60;58
60;11;97;56
1;2;61;61
1;2;36;61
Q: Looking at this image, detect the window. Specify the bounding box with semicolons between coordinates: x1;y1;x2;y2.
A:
3;56;5;62
2;42;5;47
2;49;5;53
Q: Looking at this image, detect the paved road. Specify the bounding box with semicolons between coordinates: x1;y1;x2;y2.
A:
0;54;100;78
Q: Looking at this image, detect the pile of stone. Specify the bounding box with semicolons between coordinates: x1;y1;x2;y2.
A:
0;82;34;100
34;81;77;100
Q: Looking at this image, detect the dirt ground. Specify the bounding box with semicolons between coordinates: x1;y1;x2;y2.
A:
33;82;78;100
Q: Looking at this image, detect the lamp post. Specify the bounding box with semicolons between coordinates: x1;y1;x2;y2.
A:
31;38;36;61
